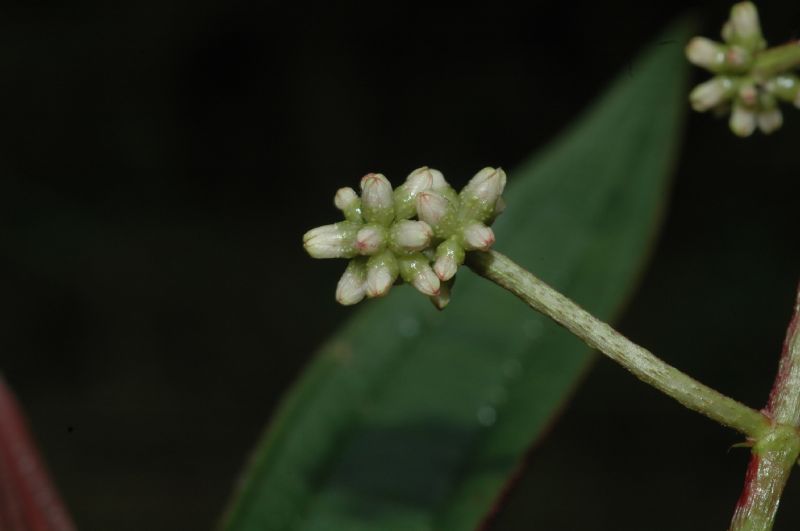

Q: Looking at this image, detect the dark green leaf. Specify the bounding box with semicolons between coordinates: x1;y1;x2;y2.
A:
223;19;692;531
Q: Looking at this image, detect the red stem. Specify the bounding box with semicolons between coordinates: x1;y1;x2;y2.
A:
0;376;75;531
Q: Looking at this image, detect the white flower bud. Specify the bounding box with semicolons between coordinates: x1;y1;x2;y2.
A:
391;220;432;252
460;167;507;222
404;167;440;195
411;263;440;296
394;167;444;219
689;77;734;112
685;37;726;70
434;254;457;282
433;239;464;281
355;225;385;255
336;259;367;305
367;266;393;297
334;187;358;211
360;173;394;225
729;103;757;137
462;222;495;251
303;222;357;258
730;2;762;44
399;255;440;296
416;191;452;229
366;252;398;298
462;167;507;204
758;108;783;134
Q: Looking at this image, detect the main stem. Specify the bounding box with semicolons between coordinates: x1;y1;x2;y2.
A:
467;250;770;437
730;285;800;531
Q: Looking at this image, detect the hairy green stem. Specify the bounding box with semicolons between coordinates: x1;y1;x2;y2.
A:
753;41;800;81
730;285;800;531
467;250;770;437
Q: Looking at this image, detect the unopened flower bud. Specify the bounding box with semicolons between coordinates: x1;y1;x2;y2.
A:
336;258;367;305
405;167;440;195
416;191;454;234
433;239;465;281
391;220;432;252
360;173;394;225
393;167;442;219
429;277;454;311
462;222;495;251
334;187;358;211
303;222;357;258
730;103;757;137
460;167;507;222
334;187;362;223
366;251;399;298
355;225;386;255
758;108;783;134
689;77;735;112
729;2;764;50
685;37;727;71
399;254;440;296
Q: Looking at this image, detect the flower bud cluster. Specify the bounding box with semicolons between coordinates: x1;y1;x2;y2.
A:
686;2;800;136
303;166;507;308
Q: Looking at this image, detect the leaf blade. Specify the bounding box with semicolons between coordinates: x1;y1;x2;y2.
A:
224;18;692;531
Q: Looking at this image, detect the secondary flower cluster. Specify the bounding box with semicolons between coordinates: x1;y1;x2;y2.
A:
303;167;506;308
686;2;800;136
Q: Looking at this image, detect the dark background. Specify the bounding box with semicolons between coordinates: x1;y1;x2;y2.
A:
2;1;799;529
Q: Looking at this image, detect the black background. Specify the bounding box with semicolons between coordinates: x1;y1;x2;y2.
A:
2;1;800;529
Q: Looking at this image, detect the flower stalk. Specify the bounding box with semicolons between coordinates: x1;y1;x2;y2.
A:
466;250;771;437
